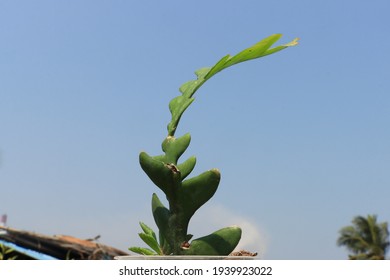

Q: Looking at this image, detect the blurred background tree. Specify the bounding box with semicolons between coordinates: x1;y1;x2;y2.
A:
337;215;389;260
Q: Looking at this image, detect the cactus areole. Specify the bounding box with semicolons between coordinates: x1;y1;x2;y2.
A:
130;34;298;256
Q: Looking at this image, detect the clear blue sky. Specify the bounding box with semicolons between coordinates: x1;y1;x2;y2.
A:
1;0;389;259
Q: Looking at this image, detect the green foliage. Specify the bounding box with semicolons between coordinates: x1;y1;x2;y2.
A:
337;215;389;260
134;34;297;255
167;34;298;137
129;222;165;255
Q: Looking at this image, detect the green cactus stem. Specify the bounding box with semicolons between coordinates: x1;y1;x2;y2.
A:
133;34;298;255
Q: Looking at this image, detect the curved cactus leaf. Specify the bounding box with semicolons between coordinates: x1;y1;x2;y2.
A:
139;152;181;194
138;233;162;255
130;222;163;255
162;134;191;164
177;156;196;180
180;169;220;220
204;34;298;80
181;226;242;255
168;96;194;136
179;67;211;98
152;193;170;238
167;34;298;136
139;222;157;240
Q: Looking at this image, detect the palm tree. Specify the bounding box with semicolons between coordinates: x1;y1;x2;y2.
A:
337;215;389;260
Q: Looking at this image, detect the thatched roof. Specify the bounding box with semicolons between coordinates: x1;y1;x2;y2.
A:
0;226;128;260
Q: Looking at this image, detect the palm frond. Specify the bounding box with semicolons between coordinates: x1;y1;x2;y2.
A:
337;214;389;259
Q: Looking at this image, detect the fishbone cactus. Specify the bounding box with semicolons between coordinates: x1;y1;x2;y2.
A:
130;34;298;255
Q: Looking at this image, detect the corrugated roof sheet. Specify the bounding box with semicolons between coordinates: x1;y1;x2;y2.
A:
0;226;128;260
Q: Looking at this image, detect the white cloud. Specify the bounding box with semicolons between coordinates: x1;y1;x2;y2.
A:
188;204;268;258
